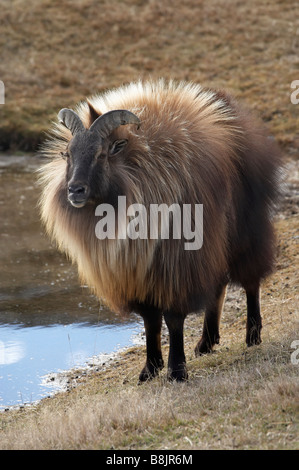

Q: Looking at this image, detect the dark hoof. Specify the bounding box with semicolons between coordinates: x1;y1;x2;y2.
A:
246;327;262;347
194;336;219;356
138;359;164;383
167;365;188;382
194;340;212;356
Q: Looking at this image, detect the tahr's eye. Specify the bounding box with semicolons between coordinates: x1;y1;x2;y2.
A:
60;151;69;159
110;139;128;156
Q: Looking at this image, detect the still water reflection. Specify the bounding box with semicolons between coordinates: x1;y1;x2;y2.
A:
0;156;142;410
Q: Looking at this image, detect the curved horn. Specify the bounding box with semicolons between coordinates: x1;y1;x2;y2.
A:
58;108;85;135
89;109;140;138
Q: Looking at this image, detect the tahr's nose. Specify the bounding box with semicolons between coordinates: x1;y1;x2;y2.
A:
68;183;88;196
67;182;89;208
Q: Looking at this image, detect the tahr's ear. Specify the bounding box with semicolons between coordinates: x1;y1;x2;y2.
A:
110;139;128;156
87;100;102;128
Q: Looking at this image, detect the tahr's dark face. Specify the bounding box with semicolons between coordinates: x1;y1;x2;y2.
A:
57;106;139;208
65;131;105;208
64;131;128;208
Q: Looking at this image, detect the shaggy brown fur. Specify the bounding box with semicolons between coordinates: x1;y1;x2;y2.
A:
38;80;282;381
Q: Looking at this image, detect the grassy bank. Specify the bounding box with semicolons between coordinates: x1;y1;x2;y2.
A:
0;0;298;152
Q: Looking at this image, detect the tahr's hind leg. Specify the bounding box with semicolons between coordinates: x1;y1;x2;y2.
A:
195;284;227;356
164;311;188;382
139;307;164;382
245;284;262;346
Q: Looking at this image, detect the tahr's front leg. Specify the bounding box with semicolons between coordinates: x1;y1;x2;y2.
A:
164;311;188;382
139;306;164;382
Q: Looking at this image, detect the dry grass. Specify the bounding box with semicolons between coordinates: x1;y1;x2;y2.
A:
0;330;297;450
0;0;298;151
